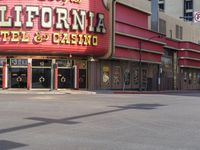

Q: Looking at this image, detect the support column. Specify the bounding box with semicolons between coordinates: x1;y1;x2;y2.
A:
54;63;58;90
74;64;80;90
158;64;162;91
27;63;31;90
51;59;56;91
173;52;178;90
2;62;7;89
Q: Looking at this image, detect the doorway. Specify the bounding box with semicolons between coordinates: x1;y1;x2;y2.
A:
10;68;27;88
8;59;28;88
32;68;51;88
58;68;74;89
79;69;86;88
32;59;52;89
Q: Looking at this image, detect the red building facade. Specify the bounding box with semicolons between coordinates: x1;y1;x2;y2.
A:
0;0;200;90
0;0;110;89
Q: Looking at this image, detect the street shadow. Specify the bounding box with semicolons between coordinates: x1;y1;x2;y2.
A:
0;140;27;150
0;103;166;135
109;103;166;110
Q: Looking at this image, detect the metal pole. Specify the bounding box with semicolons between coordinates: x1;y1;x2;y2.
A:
51;59;56;91
139;40;142;91
158;64;161;91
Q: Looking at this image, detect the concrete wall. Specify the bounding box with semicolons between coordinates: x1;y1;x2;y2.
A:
194;1;200;12
164;0;183;19
161;0;200;22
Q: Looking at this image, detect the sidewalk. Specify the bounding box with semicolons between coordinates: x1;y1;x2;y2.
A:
0;89;96;95
0;89;199;95
111;89;200;94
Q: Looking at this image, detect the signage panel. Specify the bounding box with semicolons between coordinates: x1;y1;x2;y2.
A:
194;11;200;23
10;59;28;66
0;0;109;56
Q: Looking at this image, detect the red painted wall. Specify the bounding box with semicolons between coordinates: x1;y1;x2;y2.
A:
179;59;200;67
114;2;200;69
178;42;200;68
116;3;148;29
0;0;109;56
114;3;163;63
179;51;200;59
115;34;163;54
165;38;180;49
115;47;161;63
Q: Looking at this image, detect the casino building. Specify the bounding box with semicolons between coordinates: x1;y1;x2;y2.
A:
0;0;200;91
0;0;109;90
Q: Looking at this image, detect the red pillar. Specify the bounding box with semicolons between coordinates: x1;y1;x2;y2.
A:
27;63;31;90
2;62;6;89
76;63;80;90
54;63;58;90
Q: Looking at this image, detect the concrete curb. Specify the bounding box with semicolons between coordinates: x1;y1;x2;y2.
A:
0;90;96;95
113;90;200;94
0;89;199;95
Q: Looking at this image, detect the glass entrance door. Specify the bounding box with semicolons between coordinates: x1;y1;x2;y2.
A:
8;59;28;89
32;59;52;89
32;68;51;88
79;69;86;89
58;68;74;89
10;68;27;88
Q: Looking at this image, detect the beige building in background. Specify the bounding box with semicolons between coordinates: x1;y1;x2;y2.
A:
159;11;200;44
155;0;200;44
159;0;200;22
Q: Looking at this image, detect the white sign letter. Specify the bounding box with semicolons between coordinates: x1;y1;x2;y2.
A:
14;5;22;27
56;8;69;30
96;13;106;33
41;7;52;28
71;9;86;31
0;6;12;27
26;6;39;28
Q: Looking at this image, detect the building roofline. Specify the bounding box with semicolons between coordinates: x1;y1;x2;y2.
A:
116;0;151;15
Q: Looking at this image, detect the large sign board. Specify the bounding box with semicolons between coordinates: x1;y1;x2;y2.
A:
0;0;109;56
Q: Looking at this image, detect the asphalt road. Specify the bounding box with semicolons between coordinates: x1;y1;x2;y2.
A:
0;93;200;150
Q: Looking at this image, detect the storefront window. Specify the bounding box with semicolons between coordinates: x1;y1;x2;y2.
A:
184;72;187;82
133;69;139;85
142;69;147;89
198;73;200;84
189;72;192;84
112;66;121;86
56;60;73;67
102;65;110;86
32;59;52;67
124;69;130;86
193;72;197;83
0;59;6;66
10;59;28;66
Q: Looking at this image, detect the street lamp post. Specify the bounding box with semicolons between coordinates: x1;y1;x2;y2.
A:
139;40;142;91
138;35;164;91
